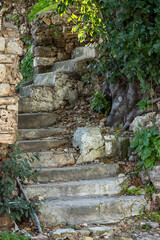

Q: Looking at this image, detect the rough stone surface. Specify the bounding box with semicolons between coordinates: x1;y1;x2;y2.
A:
39;195;146;226
73;127;105;164
130;112;160;132
0;37;5;51
19;72;83;112
35;163;118;183
23;152;75;168
31;10;91;73
0;14;22;164
18;112;58;129
0;83;10;96
18;139;68;153
148;166;160;190
25;176;126;199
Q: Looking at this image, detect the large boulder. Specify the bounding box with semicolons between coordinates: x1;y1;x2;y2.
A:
73;127;105;164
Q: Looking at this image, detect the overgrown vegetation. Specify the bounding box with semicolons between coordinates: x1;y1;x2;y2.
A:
91;92;110;116
29;1;57;21
130;126;160;170
29;0;160;91
0;232;30;240
0;145;40;221
19;47;34;88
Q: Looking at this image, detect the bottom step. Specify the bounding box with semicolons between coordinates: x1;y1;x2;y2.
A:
39;195;146;226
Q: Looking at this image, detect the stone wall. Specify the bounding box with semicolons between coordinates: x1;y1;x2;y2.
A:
31;10;91;74
0;12;23;160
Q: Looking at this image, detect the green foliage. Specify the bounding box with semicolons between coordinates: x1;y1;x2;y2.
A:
29;0;57;22
130;126;160;170
137;97;152;111
30;0;160;91
91;92;110;115
0;232;30;240
0;145;40;221
121;184;156;196
19;48;34;87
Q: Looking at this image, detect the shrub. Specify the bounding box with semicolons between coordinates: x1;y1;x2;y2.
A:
0;232;30;240
0;145;40;221
91;92;110;116
19;48;34;87
130;126;160;170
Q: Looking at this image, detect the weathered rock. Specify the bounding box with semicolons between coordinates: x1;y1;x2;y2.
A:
0;83;10;96
148;166;160;190
147;222;159;228
130;112;160;132
73;127;105;164
33;57;57;67
152;192;160;208
51;228;78;239
0;37;5;51
104;134;130;159
0;64;6;82
88;226;113;237
6;39;23;55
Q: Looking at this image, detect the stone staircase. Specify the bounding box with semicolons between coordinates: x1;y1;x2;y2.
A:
18;46;146;226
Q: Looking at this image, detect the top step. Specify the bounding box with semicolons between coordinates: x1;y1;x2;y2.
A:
71;45;98;59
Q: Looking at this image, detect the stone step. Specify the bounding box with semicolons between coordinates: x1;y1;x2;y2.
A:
33;72;57;86
33;71;80;86
25;177;126;199
36;163;119;183
71;45;98;59
18;139;68;153
18;112;58;129
18;128;67;140
21;152;76;168
52;58;89;74
39;195;146;226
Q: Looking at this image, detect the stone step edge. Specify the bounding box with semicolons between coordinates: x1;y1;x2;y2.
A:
39;195;147;225
24;176;126;199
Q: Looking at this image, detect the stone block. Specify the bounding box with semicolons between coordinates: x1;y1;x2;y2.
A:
0;97;15;105
6;39;23;55
7;104;18;111
73;127;105;164
104;134;130;159
51;228;77;239
33;57;57;67
0;83;10;97
0;54;13;64
104;134;116;156
0;37;5;52
0;64;6;82
0;133;16;144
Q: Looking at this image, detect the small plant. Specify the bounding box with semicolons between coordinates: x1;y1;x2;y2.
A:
130;126;160;170
137;97;152;111
0;145;40;221
91;92;110;116
18;47;34;88
0;232;30;240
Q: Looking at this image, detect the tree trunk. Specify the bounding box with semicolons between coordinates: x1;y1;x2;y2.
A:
102;80;158;129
